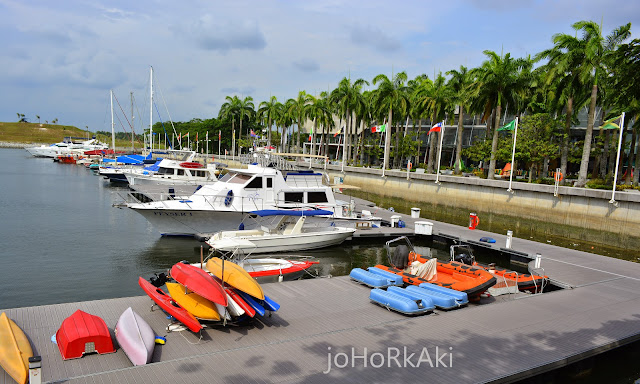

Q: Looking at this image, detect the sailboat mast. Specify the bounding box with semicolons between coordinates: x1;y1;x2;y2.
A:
131;91;134;153
150;66;154;154
110;90;115;154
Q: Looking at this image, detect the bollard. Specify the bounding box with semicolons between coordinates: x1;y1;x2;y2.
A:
534;253;542;269
506;230;513;249
29;356;42;384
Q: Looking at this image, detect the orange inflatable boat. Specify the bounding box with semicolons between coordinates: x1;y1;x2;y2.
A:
375;250;496;301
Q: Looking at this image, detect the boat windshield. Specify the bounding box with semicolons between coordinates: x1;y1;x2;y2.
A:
219;172;252;184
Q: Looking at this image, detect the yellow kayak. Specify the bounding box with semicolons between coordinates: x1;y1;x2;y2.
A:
206;258;265;300
0;312;33;384
166;282;221;321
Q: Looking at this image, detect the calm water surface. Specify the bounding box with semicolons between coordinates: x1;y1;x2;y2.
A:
0;148;444;310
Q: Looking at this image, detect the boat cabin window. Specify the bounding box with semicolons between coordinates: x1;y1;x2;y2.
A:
284;192;304;203
193;170;206;177
158;167;172;175
266;177;273;188
246;176;263;189
307;191;328;203
220;172;252;184
177;169;185;176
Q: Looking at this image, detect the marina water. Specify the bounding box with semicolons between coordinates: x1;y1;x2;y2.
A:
0;148;436;310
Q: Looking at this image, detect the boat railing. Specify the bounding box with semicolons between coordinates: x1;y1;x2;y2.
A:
527;264;547;294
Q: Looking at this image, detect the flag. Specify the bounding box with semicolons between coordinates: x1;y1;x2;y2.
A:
371;124;387;133
333;126;344;137
184;132;189;138
196;132;198;141
428;122;442;134
309;125;313;141
600;115;622;130
218;130;221;140
250;129;257;138
178;133;181;141
498;119;516;131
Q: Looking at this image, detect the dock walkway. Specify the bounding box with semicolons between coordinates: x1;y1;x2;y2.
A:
3;199;640;383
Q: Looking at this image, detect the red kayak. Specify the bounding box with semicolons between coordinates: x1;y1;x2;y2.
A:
170;263;227;306
138;277;202;333
224;287;256;318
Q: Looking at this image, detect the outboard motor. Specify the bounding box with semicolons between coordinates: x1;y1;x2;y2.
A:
150;272;168;287
391;245;410;269
454;253;474;265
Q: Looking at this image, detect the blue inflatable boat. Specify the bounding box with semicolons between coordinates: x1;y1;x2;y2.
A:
369;289;432;316
350;268;403;288
386;286;435;311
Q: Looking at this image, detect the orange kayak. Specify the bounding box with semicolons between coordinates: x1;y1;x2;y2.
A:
375;251;496;301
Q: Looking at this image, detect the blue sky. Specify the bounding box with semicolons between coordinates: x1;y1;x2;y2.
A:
0;0;638;134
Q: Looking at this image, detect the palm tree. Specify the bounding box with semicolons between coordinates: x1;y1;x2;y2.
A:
218;96;241;154
446;66;473;174
258;96;279;147
372;72;409;171
238;96;255;142
307;93;332;156
472;50;526;179
415;72;451;173
330;77;369;164
550;21;631;187
287;91;313;153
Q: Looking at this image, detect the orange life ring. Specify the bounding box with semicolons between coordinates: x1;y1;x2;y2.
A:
555;171;564;182
407;161;413;170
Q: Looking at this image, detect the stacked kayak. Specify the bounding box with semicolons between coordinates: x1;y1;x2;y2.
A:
140;260;280;331
375;252;496;301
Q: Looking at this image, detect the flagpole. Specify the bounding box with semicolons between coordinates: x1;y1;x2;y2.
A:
341;124;346;173
609;112;626;205
435;121;445;184
507;117;519;193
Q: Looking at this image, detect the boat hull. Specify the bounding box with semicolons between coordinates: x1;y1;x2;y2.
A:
130;208;244;236
0;312;33;384
206;258;265;300
170;263;227;306
166;282;221;321
210;228;356;254
115;307;155;366
138;277;202;333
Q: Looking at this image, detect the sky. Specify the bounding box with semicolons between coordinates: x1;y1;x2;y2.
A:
1;0;638;135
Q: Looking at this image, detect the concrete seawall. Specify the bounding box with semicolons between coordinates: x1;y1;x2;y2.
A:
321;165;640;250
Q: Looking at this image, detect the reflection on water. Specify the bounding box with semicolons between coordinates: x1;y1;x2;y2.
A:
346;190;637;262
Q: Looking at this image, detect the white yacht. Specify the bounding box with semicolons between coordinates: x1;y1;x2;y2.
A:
126;165;345;236
25;137;108;158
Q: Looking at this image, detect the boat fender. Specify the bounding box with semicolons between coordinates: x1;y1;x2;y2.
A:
238;223;245;230
479;237;496;243
224;190;234;207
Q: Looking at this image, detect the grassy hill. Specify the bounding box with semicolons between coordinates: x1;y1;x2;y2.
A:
0;122;144;148
0;121;90;144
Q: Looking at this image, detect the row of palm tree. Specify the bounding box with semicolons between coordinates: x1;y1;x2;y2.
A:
215;20;638;185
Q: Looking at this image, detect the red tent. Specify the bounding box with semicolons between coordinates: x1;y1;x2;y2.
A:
56;310;115;360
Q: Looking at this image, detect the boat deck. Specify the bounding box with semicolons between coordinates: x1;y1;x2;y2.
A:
3;200;640;383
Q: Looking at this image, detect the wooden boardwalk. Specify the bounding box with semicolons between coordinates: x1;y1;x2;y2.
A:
3;201;640;383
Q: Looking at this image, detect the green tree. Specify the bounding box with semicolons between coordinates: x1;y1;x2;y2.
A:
258;96;279;148
372;72;409;171
515;114;562;182
218;96;241;154
472;50;527;179
446;66;473;174
287;91;313;153
557;21;631;187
